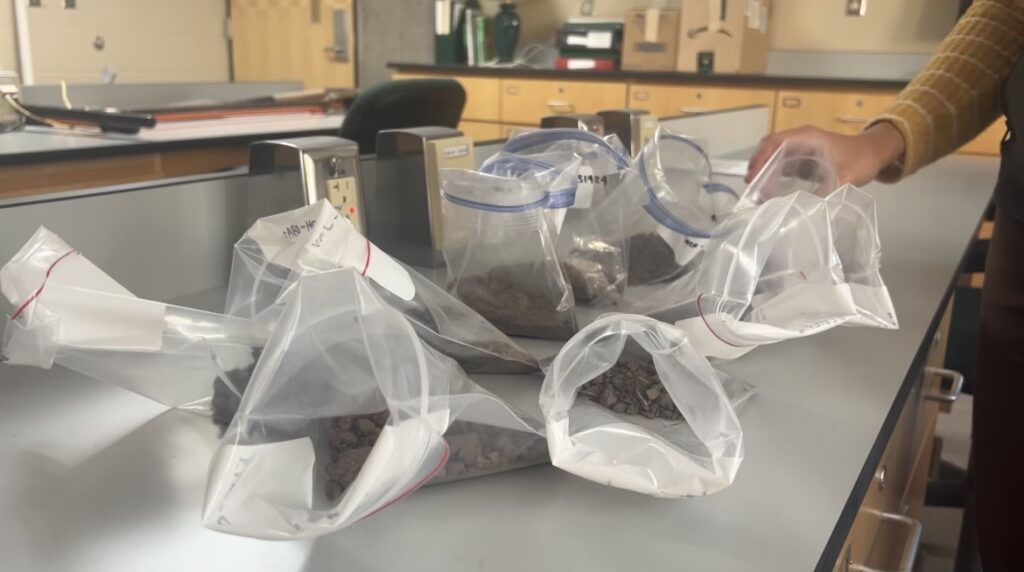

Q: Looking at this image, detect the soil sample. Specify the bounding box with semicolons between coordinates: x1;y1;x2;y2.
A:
324;413;549;501
211;347;262;435
577;357;684;421
628;232;683;285
454;263;577;340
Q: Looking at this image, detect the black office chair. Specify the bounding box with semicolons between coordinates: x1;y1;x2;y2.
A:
339;79;466;154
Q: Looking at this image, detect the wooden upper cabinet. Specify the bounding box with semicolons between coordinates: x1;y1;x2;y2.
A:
629;84;776;120
958;117;1006;156
231;0;355;89
773;89;898;135
500;79;627;125
392;73;501;122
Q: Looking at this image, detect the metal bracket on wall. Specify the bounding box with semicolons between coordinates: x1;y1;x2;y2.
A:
324;9;349;62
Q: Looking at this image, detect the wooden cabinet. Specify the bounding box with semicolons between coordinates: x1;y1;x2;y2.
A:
958;117;1007;156
231;0;355;89
774;89;898;135
500;79;627;125
629;83;776;120
457;120;503;142
392;73;502;122
833;301;955;572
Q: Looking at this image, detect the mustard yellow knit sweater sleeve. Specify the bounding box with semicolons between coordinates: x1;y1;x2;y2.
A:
873;0;1024;181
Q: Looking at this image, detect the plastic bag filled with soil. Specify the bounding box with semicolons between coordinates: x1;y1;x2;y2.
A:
630;191;864;359
739;139;838;209
825;185;897;329
539;314;750;497
204;268;548;540
1;227;268;411
485;131;634;305
622;127;738;286
225;200;538;374
441;169;578;340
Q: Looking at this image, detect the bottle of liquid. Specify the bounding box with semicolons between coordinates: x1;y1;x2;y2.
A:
494;2;520;63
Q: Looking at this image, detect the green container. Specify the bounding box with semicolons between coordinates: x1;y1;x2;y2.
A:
495;3;520;63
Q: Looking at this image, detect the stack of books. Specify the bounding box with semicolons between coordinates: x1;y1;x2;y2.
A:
555;18;624;71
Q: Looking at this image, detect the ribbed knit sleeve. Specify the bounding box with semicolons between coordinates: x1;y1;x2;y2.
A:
872;0;1024;182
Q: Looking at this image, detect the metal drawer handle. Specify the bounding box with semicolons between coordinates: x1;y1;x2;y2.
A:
680;106;709;114
847;511;923;572
876;465;887;492
781;96;801;108
506;85;520;95
632;90;649;101
836;115;871;124
547;99;574;111
923;367;964;403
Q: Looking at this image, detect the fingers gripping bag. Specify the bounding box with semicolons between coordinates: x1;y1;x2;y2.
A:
441;168;578;340
539;314;750;497
1;227;267;411
826;184;898;329
622;127;739;286
225;199;538;375
631;191;860;359
203;268;548;539
739;139;839;209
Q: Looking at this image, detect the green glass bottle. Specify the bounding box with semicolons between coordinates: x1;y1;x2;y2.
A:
494;3;520;64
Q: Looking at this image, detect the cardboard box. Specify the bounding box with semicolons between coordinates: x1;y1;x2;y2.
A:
621;9;680;72
677;0;770;74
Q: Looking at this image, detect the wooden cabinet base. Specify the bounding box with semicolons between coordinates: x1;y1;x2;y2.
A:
0;146;250;200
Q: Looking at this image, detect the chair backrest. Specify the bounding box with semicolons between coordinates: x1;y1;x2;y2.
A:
339;79;467;154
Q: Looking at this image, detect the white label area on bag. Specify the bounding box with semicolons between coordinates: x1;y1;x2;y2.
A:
656;226;707;266
573;165;596;209
248;201;416;301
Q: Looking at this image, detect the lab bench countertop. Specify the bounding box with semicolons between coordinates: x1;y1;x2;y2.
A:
0;153;999;571
387;62;911;90
0;113;344;166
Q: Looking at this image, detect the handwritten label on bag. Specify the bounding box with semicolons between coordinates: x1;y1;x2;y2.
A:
247;201;416;301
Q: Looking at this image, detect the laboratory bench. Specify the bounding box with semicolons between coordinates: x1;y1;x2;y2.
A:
388;62;1007;158
0;107;999;571
0;113;344;200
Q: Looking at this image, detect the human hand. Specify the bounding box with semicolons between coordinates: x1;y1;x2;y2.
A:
745;122;907;186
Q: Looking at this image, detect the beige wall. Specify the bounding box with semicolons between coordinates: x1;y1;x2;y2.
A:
493;0;958;54
0;0;17;72
769;0;959;53
22;0;229;84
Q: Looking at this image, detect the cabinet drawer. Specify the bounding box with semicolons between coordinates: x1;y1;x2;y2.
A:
958;117;1006;156
501;123;534;139
629;83;776;120
458;121;502;142
500;79;627;125
774;89;898;135
392;73;501;122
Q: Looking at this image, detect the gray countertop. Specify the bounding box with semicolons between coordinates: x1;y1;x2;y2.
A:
0;154;998;571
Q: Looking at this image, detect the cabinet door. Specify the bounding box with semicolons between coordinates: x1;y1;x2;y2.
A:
392;73;501;122
231;0;356;89
458;120;502;142
500;79;627;125
774;90;897;135
958;117;1007;156
629;84;776;120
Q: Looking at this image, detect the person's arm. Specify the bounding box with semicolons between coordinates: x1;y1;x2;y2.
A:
746;0;1024;185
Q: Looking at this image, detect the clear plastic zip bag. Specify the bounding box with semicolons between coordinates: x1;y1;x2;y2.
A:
826;185;898;329
225;200;538;376
623;127;739;286
204;268;548;539
539;314;749;497
739;139;839;208
1;227;267;411
631;191;860;359
441;168;578;339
